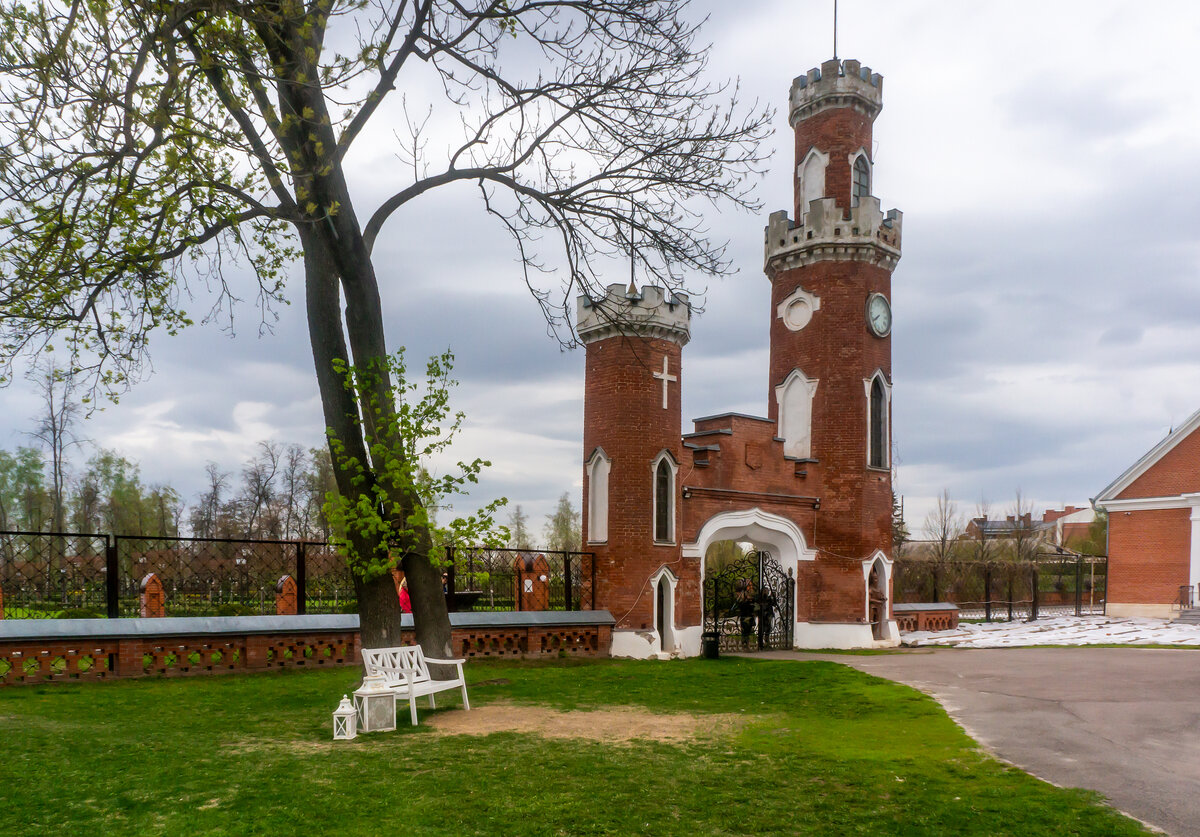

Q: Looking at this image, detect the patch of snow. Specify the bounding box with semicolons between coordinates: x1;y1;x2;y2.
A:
902;615;1200;648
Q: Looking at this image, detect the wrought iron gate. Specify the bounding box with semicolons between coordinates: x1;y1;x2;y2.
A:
703;550;794;652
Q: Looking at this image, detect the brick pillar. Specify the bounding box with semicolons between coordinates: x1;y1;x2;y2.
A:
245;635;273;669
139;573;165;618
275;575;298;615
514;555;551;611
115;638;146;677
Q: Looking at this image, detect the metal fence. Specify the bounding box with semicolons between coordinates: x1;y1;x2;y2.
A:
0;531;594;619
893;555;1107;621
0;531;352;619
445;547;594;612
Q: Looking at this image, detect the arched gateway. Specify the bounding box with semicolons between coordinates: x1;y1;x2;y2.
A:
577;55;903;658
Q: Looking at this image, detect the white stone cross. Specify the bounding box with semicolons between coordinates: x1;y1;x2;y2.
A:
652;355;676;410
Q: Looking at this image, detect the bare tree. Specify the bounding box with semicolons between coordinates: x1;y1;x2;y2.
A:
190;464;231;539
1009;489;1041;564
0;0;771;650
922;490;963;603
27;362;83;535
239;441;281;538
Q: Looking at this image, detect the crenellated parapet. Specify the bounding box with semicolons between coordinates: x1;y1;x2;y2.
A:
764;196;902;276
790;58;884;125
576;283;691;346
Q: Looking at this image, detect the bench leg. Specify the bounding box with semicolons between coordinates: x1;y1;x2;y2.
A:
461;683;470;711
429;693;436;709
409;695;419;727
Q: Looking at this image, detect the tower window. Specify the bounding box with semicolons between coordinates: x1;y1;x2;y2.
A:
586;448;610;543
852;155;871;206
869;376;887;469
652;452;677;543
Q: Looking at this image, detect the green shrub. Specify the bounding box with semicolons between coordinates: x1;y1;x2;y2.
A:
54;608;104;619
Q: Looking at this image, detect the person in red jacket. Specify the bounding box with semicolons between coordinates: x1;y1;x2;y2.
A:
398;577;412;614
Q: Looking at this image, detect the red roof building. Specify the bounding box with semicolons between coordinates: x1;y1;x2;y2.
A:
1096;408;1200;617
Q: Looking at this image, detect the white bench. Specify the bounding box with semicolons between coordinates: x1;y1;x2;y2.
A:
361;645;471;726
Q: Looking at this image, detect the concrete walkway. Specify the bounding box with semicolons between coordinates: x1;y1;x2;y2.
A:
749;647;1200;836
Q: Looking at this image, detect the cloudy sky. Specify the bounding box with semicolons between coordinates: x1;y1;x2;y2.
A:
3;0;1199;536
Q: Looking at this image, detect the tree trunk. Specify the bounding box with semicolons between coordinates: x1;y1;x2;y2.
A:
300;215;454;658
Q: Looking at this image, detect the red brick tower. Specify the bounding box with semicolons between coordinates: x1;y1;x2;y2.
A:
764;58;902;610
577;285;691;657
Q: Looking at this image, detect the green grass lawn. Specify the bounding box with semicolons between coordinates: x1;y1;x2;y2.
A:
0;657;1146;836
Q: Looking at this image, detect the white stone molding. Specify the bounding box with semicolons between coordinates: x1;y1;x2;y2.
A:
863;370;892;469
1099;495;1197;512
650;450;679;544
796;148;829;221
776;369;818;459
652;355;677;410
764;198;903;276
861;550;898;643
790;58;884;125
649;566;679;656
776;286;821;332
685;507;816;587
586;447;611;544
848;148;872;207
576;283;691;347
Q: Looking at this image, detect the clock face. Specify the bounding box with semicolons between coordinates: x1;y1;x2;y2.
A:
866;293;892;337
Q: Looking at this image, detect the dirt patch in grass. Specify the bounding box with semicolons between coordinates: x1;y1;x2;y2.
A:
425;702;745;743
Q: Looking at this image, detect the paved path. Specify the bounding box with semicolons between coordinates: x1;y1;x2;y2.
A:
749;648;1200;836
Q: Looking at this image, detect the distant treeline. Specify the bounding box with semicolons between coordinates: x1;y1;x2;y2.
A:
0;442;336;540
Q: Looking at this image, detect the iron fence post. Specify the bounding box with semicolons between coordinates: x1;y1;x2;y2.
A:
564;554;574;611
984;566;992;622
105;535;119;619
590;553;596;609
296;542;307;615
1030;564;1039;621
1007;580;1014;622
1075;557;1083;617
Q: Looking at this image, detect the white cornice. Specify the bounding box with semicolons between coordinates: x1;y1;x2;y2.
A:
1096;407;1200;502
1097;493;1200;512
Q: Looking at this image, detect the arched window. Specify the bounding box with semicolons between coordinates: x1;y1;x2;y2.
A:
798;149;828;216
586;448;610;543
869;376;887;468
852;155;871;206
655;460;671;541
776;368;818;459
651;451;677;543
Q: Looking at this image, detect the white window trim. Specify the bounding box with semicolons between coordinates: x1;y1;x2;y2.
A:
650;566;678;653
796;147;829;219
650;450;679;545
776;368;819;459
861;550;892;624
849;148;872;207
586;447;611;544
863;370;892;470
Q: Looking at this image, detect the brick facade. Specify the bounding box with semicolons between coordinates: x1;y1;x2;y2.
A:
579;58;901;654
1097;409;1200;616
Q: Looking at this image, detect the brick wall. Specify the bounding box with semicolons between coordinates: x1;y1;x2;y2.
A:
1108;507;1191;604
583;334;688;631
1117;425;1200;499
793;106;872;216
1;619;615;685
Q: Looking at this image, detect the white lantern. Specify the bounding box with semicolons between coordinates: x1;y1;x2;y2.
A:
353;673;396;733
332;694;357;740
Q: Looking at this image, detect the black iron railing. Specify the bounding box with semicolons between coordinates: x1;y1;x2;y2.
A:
0;531;593;619
444;547;595;612
893;555;1108;621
